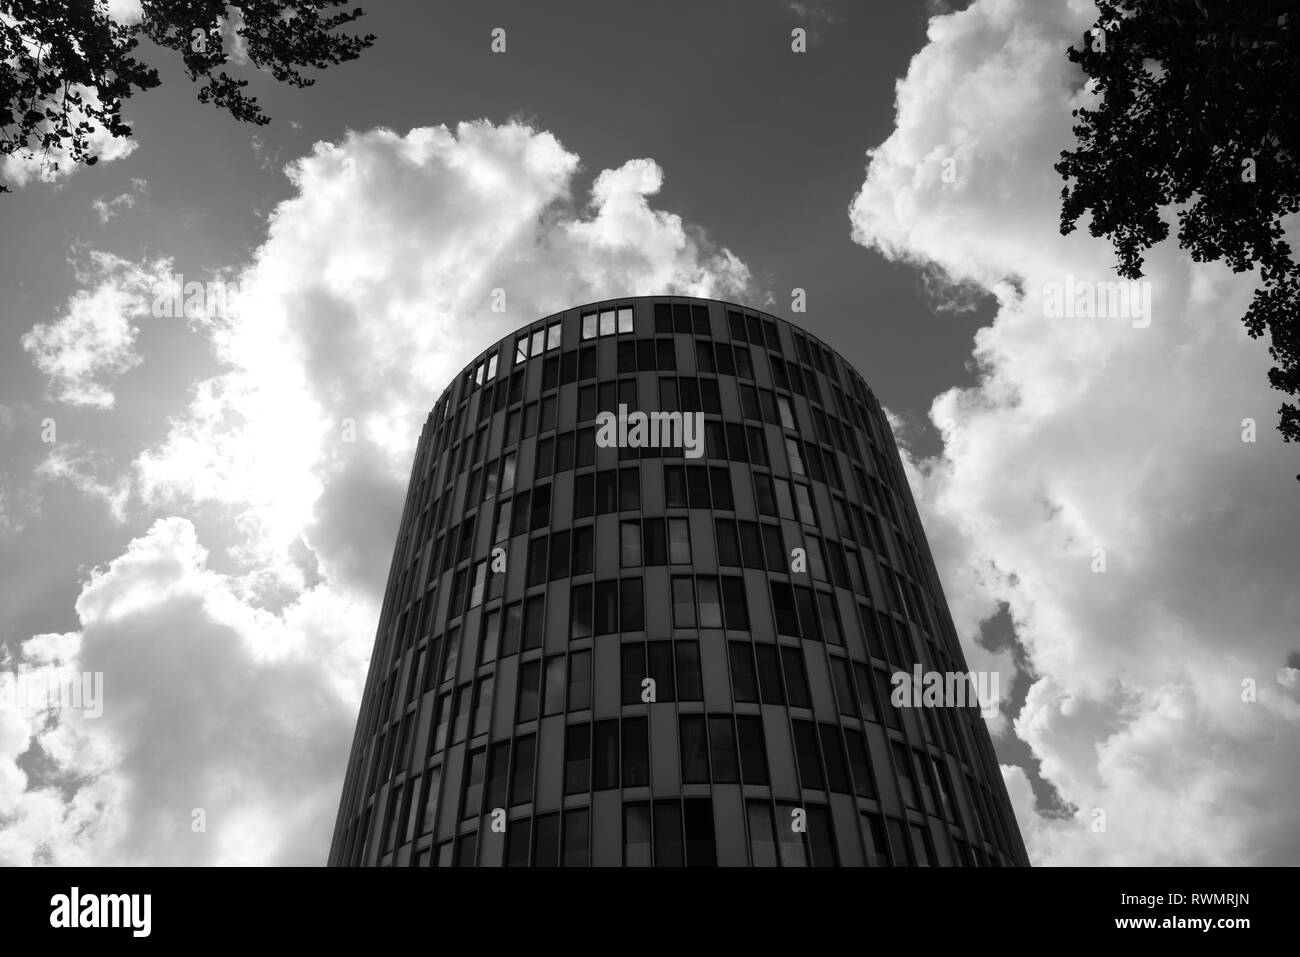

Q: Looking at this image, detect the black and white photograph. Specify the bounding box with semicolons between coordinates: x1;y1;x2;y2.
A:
0;0;1292;939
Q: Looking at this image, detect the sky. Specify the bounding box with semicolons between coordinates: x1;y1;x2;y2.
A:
0;0;1297;866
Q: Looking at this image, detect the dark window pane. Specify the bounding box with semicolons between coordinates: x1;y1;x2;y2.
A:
568;649;591;710
595;579;618;635
543;656;565;715
747;801;777;867
624;803;652;866
683;798;716;867
510;735;535;806
570;582;592;639
505;817;531;866
679;714;709;784
654;801;684;867
533;812;560;867
593;720;619;790
737;716;769;785
621;642;645;706
783;647;811;709
729;641;758;702
793;720;824;790
675;641;703;701
564;723;591;795
622;717;649;787
820;724;851;793
516;660;540;722
647;640;676;702
807;805;837;867
708;715;739;783
621;577;644;631
562;808;590;867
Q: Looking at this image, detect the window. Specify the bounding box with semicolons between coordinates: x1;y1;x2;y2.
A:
617;306;634;334
679;715;709;784
593;720;619;790
675;641;703;700
671;577;695;627
480;609;500;664
486;743;509;812
596;471;617;514
753;474;777;517
533;812;560;867
708;715;739;783
599;309;616;337
830;657;858;717
620;467;640;510
698;578;722;628
473;675;494;737
782;646;811;708
500;452;517;491
722;578;748;629
747;801;777;867
755;645;784;704
530;328;545;358
582;312;598;340
549;529;570;581
737;716;769;785
683;798;716;866
668;518;691;564
455;832;478;867
421;767;442;836
664;465;687;507
776;802;808;866
845;728;876;799
654;801;684;866
572;525;594;575
517;660;540;723
778;395;796;429
807;805;838;867
621;643;645;706
795;483;817;524
502;602;523;656
771;581;799;635
620;520;642;567
716;519;740;566
571;582;592;639
774;478;795;519
820;724;851;793
522;595;544;649
647;641;676;702
568;650;591;711
505;818;531;867
547;322;562;351
729;642;758;702
564;723;590;795
621;577;645;631
563;808;590;867
510;734;535;806
543;656;566;716
595;579;618;635
624;803;652;867
622;717;649;787
462;748;485;820
860;811;889;866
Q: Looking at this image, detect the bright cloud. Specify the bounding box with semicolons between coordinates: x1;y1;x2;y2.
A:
851;0;1300;865
20;252;171;409
5;120;752;865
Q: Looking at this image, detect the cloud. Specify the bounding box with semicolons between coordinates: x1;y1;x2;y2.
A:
852;0;1300;865
20;252;172;409
5;119;752;864
91;180;146;222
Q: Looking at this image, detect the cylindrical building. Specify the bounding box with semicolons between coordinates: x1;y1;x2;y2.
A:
328;296;1029;867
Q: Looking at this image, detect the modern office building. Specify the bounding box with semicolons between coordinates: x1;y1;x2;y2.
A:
327;296;1030;867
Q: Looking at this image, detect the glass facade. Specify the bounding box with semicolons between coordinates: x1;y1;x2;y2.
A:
327;297;1029;867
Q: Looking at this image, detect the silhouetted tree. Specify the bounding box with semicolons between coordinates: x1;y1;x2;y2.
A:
1056;0;1300;467
0;0;374;190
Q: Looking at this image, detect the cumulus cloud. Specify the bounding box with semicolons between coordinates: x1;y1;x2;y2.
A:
20;252;172;409
852;0;1300;864
5;119;752;864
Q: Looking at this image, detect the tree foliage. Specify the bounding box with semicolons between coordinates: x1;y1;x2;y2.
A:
0;0;374;190
1056;0;1300;459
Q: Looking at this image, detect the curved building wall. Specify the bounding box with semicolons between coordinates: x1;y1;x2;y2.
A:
328;296;1030;867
